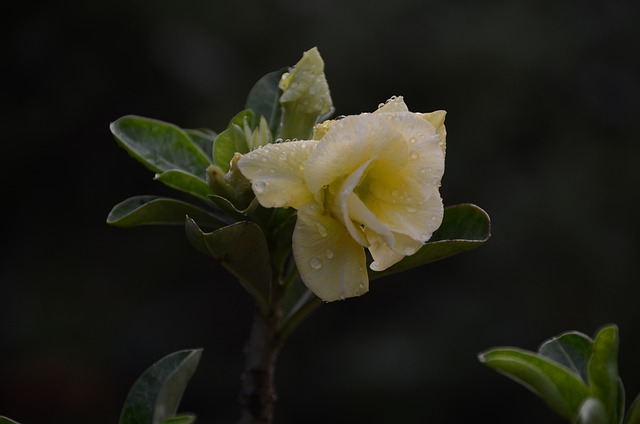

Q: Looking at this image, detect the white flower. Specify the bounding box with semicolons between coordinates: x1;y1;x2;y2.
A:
238;97;446;301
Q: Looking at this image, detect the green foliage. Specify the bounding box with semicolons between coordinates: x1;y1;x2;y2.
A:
245;68;287;136
107;195;225;229
479;324;635;424
185;218;272;312
369;203;491;280
0;417;21;424
119;349;202;424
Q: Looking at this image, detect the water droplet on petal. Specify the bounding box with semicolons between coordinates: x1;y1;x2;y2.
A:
391;189;400;197
409;137;417;144
309;257;322;270
316;223;328;237
405;206;418;213
325;249;334;259
254;181;266;193
410;152;419;160
279;153;287;161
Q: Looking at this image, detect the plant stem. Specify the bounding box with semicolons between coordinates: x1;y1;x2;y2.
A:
239;298;283;423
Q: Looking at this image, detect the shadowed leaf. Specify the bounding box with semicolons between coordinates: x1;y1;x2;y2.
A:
119;349;202;424
245;69;286;136
539;331;594;383
370;203;490;280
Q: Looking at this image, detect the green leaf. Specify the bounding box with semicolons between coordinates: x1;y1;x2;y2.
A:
588;324;621;424
577;398;609;424
369;203;490;280
213;124;248;173
160;415;196;424
154;170;213;202
478;347;590;420
245;69;286;136
624;393;640;424
185;218;272;311
119;349;202;424
107;195;225;228
0;417;21;424
111;115;212;176
538;331;594;383
185;128;216;159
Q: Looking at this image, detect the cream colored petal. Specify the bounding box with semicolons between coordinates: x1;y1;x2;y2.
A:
346;192;394;247
293;204;369;301
237;140;318;209
336;157;377;246
420;110;446;154
365;229;404;271
305;114;408;198
374;96;409;114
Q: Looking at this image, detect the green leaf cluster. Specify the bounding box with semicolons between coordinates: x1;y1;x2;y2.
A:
479;325;640;424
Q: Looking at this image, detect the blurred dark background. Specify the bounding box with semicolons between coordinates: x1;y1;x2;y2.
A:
2;0;640;423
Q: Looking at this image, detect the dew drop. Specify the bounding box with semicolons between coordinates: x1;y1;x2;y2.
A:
409;137;417;144
410;152;419;160
316;223;329;237
279;153;287;161
406;195;414;202
391;189;400;197
309;257;322;270
325;249;334;259
253;181;266;193
405;206;418;213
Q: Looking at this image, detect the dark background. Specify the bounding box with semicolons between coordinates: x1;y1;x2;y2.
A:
2;0;640;423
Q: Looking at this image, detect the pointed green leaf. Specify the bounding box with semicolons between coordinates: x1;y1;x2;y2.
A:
107;195;225;228
185;219;271;311
478;347;589;420
588;324;621;424
0;417;21;424
185;128;216;159
369;203;490;280
111;115;212;176
154;170;213;202
577;398;609;424
119;349;202;424
245;69;286;136
160;415;196;424
624;393;640;424
538;331;594;383
213;124;248;173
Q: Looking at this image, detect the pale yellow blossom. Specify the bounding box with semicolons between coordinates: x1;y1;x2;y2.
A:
238;96;446;301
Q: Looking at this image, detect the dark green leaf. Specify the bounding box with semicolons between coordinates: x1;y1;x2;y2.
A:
479;347;589;420
213;125;248;173
185;219;272;311
0;417;21;424
538;331;594;383
245;69;286;136
624;393;640;424
111;115;212;175
588;324;621;424
577;398;609;424
185;128;216;159
160;415;196;424
107;195;225;228
154;170;213;202
369;203;490;280
119;349;202;424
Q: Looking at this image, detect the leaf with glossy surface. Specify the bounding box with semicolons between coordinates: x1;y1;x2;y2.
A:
185;218;272;311
538;331;594;383
107;195;225;228
245;69;286;136
0;417;21;424
111;115;212;176
369;203;490;280
185;128;216;159
119;349;202;424
213;124;248;173
588;324;621;424
154;170;212;202
479;347;589;420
